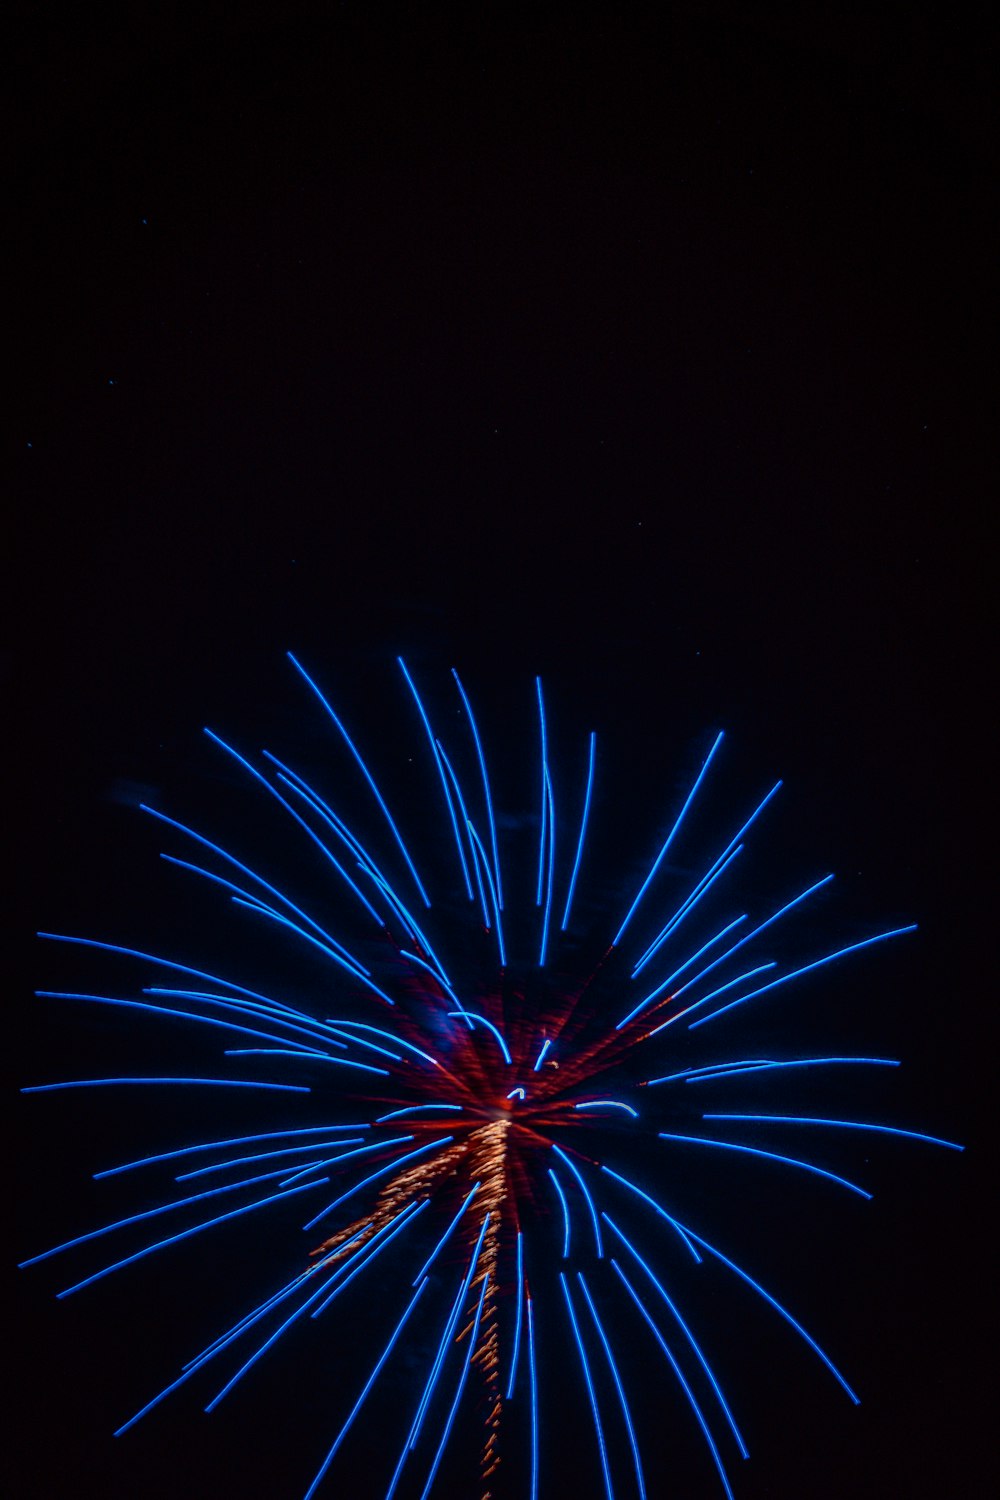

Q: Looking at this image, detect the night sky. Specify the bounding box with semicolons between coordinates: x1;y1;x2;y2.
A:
12;8;989;1498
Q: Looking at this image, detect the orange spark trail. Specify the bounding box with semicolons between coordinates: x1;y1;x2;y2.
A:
309;1139;468;1262
463;1121;510;1500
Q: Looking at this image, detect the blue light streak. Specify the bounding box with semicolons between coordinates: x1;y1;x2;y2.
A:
302;1137;454;1231
179;1136;398;1184
20;1159;341;1270
672;874;835;999
398;657;474;899
402;1213;491;1467
600;1166;701;1261
227;1040;342;1057
384;1271;468;1500
561;1272;614;1500
467;819;507;965
143;801;372;966
57;1177;325;1299
287;651;431;907
548;1169;571;1258
185;1260;330;1371
718;778;782;857
538;763;555;966
447;1009;512;1064
264;748;378;858
613;729;724;947
611;1260;735;1500
22;1076;310;1095
603;1214;748;1458
644;1059;773;1087
574;1100;638;1118
309;1201;429;1320
353;874;455;997
227;893;398;1004
266;752;448;968
657;1129;871;1197
203;1207;424;1412
114;1259;326;1436
326;1027;403;1061
303;1277;429;1500
552;1146;603;1257
680;1221;860;1403
36;931;274;1005
198;731;396;933
679;1056;901;1084
323;1020;442;1070
634;779;782;978
35;986;343;1060
145;981;336;1034
533;1038;552;1071
279;1158;342;1187
527;1296;539;1500
452;667;503;909
418;1270;490;1500
411;1182;481;1286
535;677;549;909
506;1231;524;1398
578;1273;646;1500
640;914;748;997
175;1137;367;1182
561;730;596;931
689;924;919;1030
436;738;490;929
618;916;747;1029
375;1104;463;1124
702;1114;964;1151
632;844;745;978
647;962;777;1035
160;851;372;977
94;1123;365;1180
398;948;463;1008
346;861;421;943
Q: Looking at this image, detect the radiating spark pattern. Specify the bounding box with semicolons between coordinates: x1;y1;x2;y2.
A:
22;657;962;1498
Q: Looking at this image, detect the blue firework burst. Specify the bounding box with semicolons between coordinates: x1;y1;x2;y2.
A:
21;655;962;1499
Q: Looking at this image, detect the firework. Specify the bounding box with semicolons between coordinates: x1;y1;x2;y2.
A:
22;655;962;1498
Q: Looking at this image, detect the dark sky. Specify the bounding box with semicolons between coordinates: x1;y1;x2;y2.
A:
11;7;989;1499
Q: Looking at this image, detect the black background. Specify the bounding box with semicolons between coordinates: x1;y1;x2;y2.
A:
11;6;989;1498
